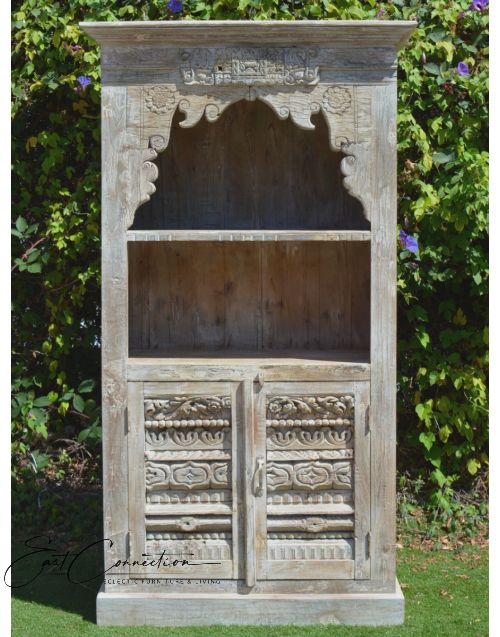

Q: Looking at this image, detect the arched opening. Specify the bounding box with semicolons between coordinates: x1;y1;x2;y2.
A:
131;99;369;231
128;99;370;355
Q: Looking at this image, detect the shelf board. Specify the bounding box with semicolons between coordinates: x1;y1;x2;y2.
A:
127;349;370;382
127;230;371;242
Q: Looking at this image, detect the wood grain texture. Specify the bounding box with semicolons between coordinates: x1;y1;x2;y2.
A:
81;20;417;48
127;230;371;242
128;242;370;352
96;582;405;626
127;381;145;574
101;86;130;576
369;82;398;588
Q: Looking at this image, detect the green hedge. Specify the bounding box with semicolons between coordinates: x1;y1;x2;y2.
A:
12;0;488;509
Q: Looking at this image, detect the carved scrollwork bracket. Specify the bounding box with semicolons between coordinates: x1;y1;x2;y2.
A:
339;141;373;221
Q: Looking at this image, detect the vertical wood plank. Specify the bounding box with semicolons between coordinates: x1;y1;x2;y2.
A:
319;242;351;349
350;242;371;350
150;242;171;350
167;244;194;350
354;381;371;579
128;242;150;352
232;381;244;579
243;379;256;586
253;380;268;581
370;80;398;587
191;242;225;349
127;381;145;567
224;243;261;349
101;85;130;573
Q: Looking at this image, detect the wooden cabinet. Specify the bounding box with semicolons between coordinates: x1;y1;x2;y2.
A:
127;379;369;583
82;18;416;626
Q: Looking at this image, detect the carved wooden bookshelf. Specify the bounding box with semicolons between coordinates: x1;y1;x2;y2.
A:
81;19;416;627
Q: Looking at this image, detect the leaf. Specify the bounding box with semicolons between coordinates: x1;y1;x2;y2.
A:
423;63;441;75
432;151;455;164
28;407;46;425
416;330;430;349
15;217;28;233
73;394;85;413
428;29;446;43
466;458;481;475
33;396;52;407
419;431;435;451
30;450;51;471
78;379;94;393
431;468;447;488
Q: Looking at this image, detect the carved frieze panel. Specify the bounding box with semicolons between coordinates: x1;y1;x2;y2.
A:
145;394;232;450
267;427;353;450
267;491;353;505
147;489;231;505
179;47;320;86
267;394;354;420
144;538;232;560
145;396;231;423
267;461;352;492
267;515;353;533
146;515;232;532
267;539;353;560
145;460;230;491
145;427;230;450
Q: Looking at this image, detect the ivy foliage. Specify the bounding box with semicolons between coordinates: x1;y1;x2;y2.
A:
12;0;488;509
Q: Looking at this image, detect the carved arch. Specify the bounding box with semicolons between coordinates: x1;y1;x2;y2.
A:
128;83;373;228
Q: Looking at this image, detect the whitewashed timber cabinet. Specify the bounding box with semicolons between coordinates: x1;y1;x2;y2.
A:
81;19;416;626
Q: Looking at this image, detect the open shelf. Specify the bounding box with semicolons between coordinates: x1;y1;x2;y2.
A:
127;349;370;382
128;349;370;364
129;241;370;354
127;230;371;242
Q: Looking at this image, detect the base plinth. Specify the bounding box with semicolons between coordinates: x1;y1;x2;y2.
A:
96;581;404;626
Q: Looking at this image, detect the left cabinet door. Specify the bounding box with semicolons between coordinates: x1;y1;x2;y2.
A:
127;381;244;580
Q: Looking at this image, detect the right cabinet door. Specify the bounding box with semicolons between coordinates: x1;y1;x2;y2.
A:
254;381;371;580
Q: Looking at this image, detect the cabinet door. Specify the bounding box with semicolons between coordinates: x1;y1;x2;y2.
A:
254;381;370;580
128;381;243;579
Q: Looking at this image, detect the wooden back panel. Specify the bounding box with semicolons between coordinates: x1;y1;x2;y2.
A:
128;241;370;353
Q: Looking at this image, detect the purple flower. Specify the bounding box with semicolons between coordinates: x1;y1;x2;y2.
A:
77;75;91;88
469;0;488;10
376;8;386;18
167;0;183;12
457;62;470;76
458;11;465;19
421;53;427;64
399;230;419;254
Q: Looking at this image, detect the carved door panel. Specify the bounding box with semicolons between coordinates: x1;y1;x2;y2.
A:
254;381;371;580
128;381;243;579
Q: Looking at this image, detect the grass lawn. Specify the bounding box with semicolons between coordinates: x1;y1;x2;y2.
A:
10;541;487;637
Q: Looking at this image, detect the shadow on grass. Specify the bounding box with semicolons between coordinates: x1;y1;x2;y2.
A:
10;483;104;623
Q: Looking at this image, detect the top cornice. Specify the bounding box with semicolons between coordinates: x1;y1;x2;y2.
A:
80;20;417;49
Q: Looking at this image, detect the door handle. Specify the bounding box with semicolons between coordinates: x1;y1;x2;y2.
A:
253;456;265;497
